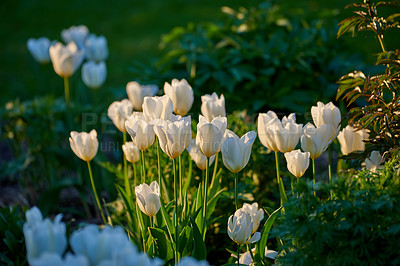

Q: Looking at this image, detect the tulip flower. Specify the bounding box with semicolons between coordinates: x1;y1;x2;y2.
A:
23;207;67;264
201;92;226;122
143;95;174;121
337;125;368;155
126;81;159;111
61;25;89;49
125;112;155;151
30;253;89;266
187;139;216;171
178;257;210;266
164;78;194;116
196;115;227;158
300;123;333;160
49;42;84;78
69;129;98;162
311;101;341;142
240;203;264;234
84;34;108;62
154;116;192;159
107;99;133;133
81;61;107;89
122;141;140;164
284;149;310;178
27;37;52;64
227;209;261;245
236;247;278;265
135;181;161;217
365;151;383;172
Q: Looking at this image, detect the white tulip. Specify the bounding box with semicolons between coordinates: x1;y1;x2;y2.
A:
201;92;226;122
107;99;133;133
240;202;264;234
311;101;341;142
135;181;161;217
284;149;310;178
49;42;84;78
236;247;278;265
69;129;98;162
122;142;140;163
84;34;108;62
337;125;368;155
30;253;89;266
187;139;216;171
178;257;210;266
126;81;159;111
365;151;383;172
227;209;261;245
164;78;194;116
300;123;333;159
125;112;155;151
221;130;257;173
154;116;192;159
196;115;227;157
143;95;174;121
61;25;89;49
27;37;51;64
81;61;107;89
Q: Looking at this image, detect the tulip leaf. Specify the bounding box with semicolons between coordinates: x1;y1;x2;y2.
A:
207;188;225;220
149;227;174;261
195;185;203;230
160;199;175;239
190;217;207;260
256;205;282;261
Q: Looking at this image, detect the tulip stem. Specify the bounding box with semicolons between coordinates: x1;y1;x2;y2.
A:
173;158;179;262
123;132;131;198
274;151;287;206
237;244;241;266
212;152;219;181
202;157;209;241
141;150;146;183
328;146;332;182
87;161;106;224
133;163;137;187
235;172;239;210
156;138;162;195
312;158;316;196
247;244;255;262
290;175;294;196
64;77;70;108
179;155;183;210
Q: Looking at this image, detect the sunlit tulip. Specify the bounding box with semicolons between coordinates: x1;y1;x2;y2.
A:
30;253;89;266
154;116;192;159
241;203;264;234
164;78;194;116
81;61;107;89
365;151;383;172
69;129;98;162
122;141;140;163
237;247;278;265
49;42;84;78
143;95;173;121
300;123;333;159
125;112;155;151
135;181;161;217
258;111;303;153
311;101;341;142
187;139;216;171
61;25;89;49
196;115;227;157
201;92;226;122
126;81;159;111
221;130;257;173
23;207;67;264
27;37;51;64
107;99;133;133
178;257;210;266
227;209;261;245
84;34;108;62
337;125;368;155
284;149;310;178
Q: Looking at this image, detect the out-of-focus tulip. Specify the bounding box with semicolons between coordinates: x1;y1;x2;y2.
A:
126;81;159;111
61;25;89;49
227;209;261;245
221;130;257;173
337;125;368;155
300;123;334;159
311;101;341;142
122;142;140;163
178;257;210;266
30;253;89;266
84;34;108;62
236;247;278;265
284;149;310;178
69;129;98;162
81;61;107;89
258;111;303;153
154;116;192;159
27;37;51;64
201;92;226;122
143;95;173;121
187;139;216;171
107;99;133;133
365;151;383;172
196;115;227;157
164;78;194;116
49;42;84;78
135;181;161;217
23;207;67;264
125;112;155;151
241;203;264;234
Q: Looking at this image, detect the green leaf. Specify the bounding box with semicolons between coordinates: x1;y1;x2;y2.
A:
149;227;174;261
190;217;207;260
160;199;175;239
256;205;282;261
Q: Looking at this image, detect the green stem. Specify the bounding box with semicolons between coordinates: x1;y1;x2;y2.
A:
123;132;131;198
235;172;239;210
202;157;209;240
133;163;137;187
328;146;332;182
290;175;294;196
237;244;241;266
156;138;162;194
87;161;106;224
141;150;146;183
274;151;287;206
212;152;219;180
64;77;70;108
312;158;316;196
179;155;183;209
247;244;255;263
173;158;179;262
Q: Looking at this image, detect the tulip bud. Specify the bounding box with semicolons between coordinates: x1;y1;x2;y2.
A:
122;142;140;163
311;101;341;142
241;203;264;234
125;112;155;151
135;181;161;217
84;34;109;62
61;25;89;50
227;209;261;245
30;253;89;266
143;95;174;121
81;61;107;89
27;37;52;64
126;81;158;111
284;149;310;178
337;125;368;155
221;130;257;173
201;92;226;122
107;99;133;133
154;116;192;159
164;78;194;116
69;129;99;162
365;151;383;172
196;115;227;157
187;139;216;171
300;123;333;159
49;42;84;78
